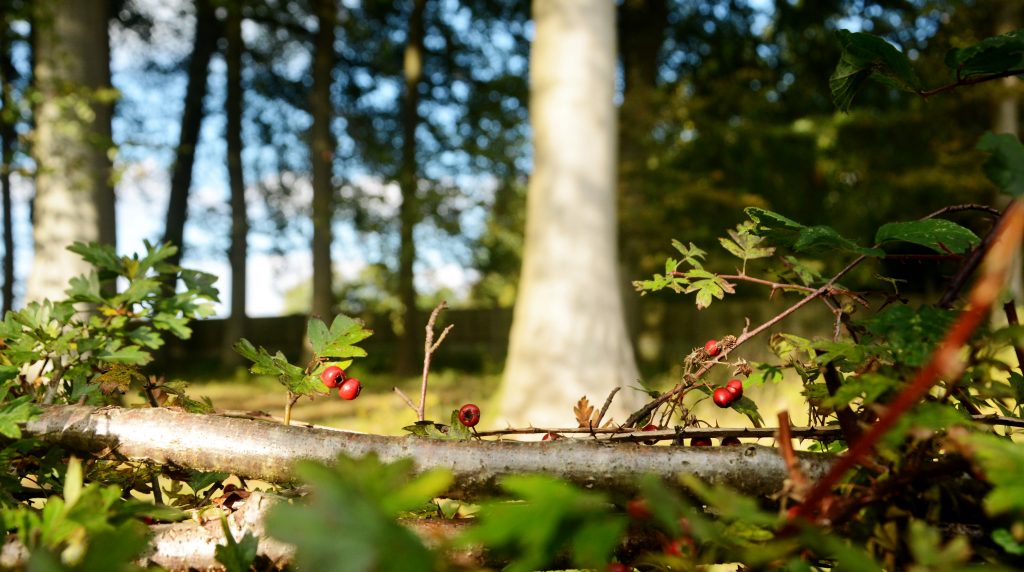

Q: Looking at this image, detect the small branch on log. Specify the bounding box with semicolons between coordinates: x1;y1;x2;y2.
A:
417;301;454;422
23;405;833;500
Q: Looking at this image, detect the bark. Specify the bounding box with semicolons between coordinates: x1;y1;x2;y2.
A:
500;0;644;426
394;0;426;376
0;17;16;314
309;0;336;323
221;0;247;367
161;0;218;272
24;405;834;500
26;0;116;303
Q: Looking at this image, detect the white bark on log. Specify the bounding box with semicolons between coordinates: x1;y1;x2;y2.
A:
24;406;833;499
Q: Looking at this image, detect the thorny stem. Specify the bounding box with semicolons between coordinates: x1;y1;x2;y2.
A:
795;199;1024;524
938;204;1011;308
625;254;866;427
417;301;454;422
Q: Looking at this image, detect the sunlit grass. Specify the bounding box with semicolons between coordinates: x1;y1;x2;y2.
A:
181;368;502;435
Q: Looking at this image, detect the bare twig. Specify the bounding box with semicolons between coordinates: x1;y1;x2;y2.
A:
918;69;1024;99
283;391;300;426
394;387;418;414
417;301;454;422
594;387;620;427
795;199;1024;524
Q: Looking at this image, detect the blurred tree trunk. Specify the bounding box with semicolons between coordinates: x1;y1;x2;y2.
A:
991;0;1022;307
26;0;115;303
221;0;247;367
617;0;668;367
162;0;218;274
1;15;17;314
500;0;643;427
310;0;336;323
395;0;426;376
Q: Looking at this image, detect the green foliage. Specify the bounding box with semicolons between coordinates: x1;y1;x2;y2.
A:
945;29;1024;79
978;132;1024;198
235;314;372;398
460;474;627;572
266;455;451;572
214;515;259;572
830;30;921;112
875;219;980;254
0;241;217;404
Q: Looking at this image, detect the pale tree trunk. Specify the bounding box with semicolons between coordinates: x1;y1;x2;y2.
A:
1;16;17;314
26;0;116;303
500;0;643;427
221;0;247;367
992;0;1022;312
310;0;336;323
395;0;426;376
162;0;218;274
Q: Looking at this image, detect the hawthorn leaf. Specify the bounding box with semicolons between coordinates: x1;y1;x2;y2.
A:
945;29;1024;79
744;207;806;246
977;131;1024;197
215;516;259;572
876;219;980;254
794;225;883;257
964;432;1024;515
830;30;921;112
683;269;735;310
0;394;36;438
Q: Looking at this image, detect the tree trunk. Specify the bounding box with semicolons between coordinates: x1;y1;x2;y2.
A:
309;0;336;324
500;0;644;427
617;0;668;368
161;0;218;273
23;405;833;500
26;0;116;303
0;16;17;314
394;0;426;376
221;0;247;367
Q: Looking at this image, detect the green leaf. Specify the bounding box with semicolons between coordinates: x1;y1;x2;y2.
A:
862;305;956;367
0;395;35;439
719;222;776;262
683;269;735;310
66;272;104;304
188;470;230;495
993;528;1024;555
67;241;122;274
830;30;921;112
745;207;806;245
266;456;437;572
460;474;626;572
876;219;981;254
215;515;259;572
945;29;1024;79
96;344;151;365
963;432;1024;515
794;226;883;257
977;131;1024;197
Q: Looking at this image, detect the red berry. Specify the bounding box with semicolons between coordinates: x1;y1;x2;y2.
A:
712;387;734;408
337;378;362;400
458;403;481;427
640;423;658;445
541;432;561;441
725;379;744;400
320;365;345;388
626;498;651;520
704;339;720;357
663;537;695;557
691;437;712;447
721;436;741;446
606;564;631;572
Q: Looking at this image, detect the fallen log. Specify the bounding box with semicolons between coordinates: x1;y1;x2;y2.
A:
24;405;834;499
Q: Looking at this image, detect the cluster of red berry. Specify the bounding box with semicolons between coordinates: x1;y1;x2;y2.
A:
319;365;362;400
712;378;744;408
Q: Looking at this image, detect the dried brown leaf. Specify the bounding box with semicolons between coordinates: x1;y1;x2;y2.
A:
574;396;595;428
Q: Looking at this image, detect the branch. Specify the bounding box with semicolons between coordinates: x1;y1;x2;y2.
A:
918;69;1024;99
23;405;833;500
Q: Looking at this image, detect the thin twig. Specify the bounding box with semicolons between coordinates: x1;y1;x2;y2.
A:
795;199;1024;524
594;387;620;428
394;387;418;414
918;68;1024;99
283;391;300;426
938;205;1010;308
417;301;453;422
923;203;1002;219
